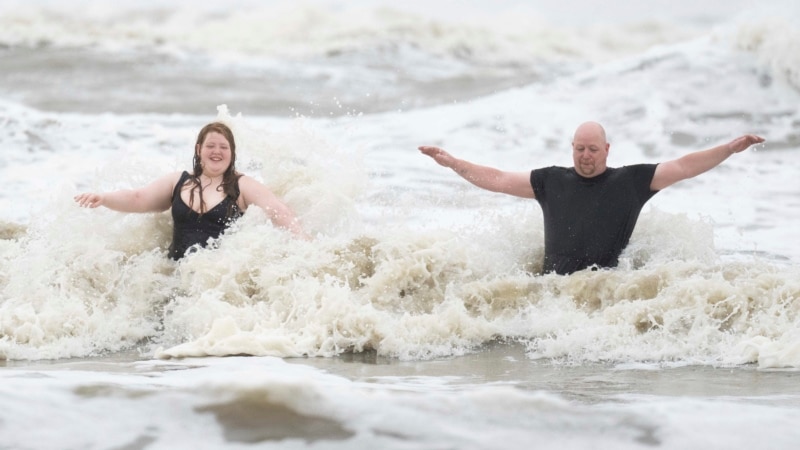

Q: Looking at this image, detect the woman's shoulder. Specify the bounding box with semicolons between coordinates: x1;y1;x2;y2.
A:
163;170;189;185
148;171;191;197
235;173;274;200
235;173;259;187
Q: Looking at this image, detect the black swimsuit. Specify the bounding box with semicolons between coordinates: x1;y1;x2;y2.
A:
168;171;243;260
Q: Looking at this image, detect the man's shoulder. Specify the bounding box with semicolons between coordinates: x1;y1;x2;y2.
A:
609;163;657;179
618;163;658;172
533;165;572;175
612;164;659;191
531;165;573;183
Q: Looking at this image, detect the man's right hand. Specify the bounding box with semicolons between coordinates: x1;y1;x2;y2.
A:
419;146;456;168
726;134;765;154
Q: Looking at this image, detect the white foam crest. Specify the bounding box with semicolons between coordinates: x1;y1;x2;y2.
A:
144;205;800;367
738;329;800;369
3;182;798;366
622;209;718;269
154;222;501;360
729;2;800;91
506;212;800;368
520;259;800;367
215;105;367;236
0;193;175;360
0;1;706;68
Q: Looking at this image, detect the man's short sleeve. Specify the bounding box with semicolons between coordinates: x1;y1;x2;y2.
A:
530;166;557;202
625;163;659;203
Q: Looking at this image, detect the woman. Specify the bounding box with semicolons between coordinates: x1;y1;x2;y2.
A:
75;122;310;259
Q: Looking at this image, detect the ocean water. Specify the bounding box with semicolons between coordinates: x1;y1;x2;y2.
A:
1;0;800;448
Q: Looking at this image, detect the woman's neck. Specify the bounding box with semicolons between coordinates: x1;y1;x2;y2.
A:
199;173;224;185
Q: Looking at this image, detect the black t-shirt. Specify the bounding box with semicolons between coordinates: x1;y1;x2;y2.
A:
530;164;659;275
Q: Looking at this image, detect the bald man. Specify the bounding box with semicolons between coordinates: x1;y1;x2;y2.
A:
419;122;765;275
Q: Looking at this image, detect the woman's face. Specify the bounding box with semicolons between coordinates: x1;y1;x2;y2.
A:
196;131;232;177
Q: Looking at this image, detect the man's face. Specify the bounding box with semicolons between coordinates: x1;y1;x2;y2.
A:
572;129;609;178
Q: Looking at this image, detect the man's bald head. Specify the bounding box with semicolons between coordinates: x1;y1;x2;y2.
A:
573;121;608;144
571;121;610;178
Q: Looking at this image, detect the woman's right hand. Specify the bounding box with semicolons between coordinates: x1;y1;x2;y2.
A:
74;193;104;208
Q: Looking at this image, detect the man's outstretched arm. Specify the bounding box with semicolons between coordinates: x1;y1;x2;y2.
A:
419;146;535;198
650;134;765;191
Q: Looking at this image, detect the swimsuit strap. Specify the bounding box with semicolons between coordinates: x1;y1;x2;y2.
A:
172;171;192;200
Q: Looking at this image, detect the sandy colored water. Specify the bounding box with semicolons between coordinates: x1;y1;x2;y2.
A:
5;342;799;402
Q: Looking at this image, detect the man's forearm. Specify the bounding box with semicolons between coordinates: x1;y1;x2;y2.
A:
676;144;734;179
651;134;764;190
450;159;506;192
